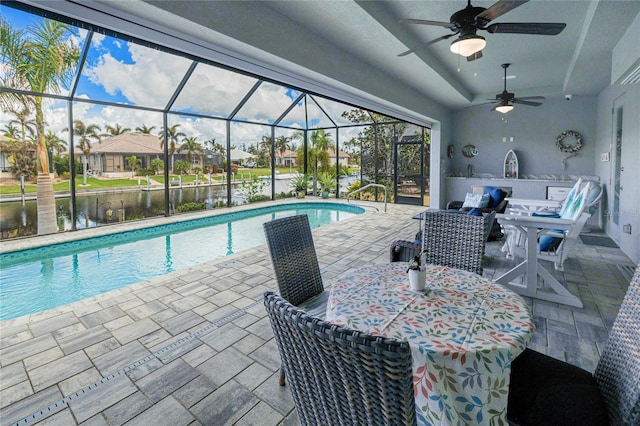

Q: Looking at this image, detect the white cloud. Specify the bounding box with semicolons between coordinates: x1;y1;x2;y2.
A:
84;42;192;107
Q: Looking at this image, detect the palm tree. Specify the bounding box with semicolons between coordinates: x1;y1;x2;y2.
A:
65;120;101;185
125;155;141;176
275;135;290;167
6;106;36;142
159;124;185;173
179;136;204;170
135;124;156;134
1;17;80;234
105;123;131;136
309;129;332;194
45;130;66;174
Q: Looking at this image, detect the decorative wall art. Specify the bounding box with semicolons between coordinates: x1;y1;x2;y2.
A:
556;130;583;169
462;144;478;158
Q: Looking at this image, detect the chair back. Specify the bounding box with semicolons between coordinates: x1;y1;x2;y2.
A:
263;215;324;306
420;211;490;275
264;292;417;426
594;265;640;424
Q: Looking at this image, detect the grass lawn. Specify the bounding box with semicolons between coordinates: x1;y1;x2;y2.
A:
0;167;354;195
0;177;141;195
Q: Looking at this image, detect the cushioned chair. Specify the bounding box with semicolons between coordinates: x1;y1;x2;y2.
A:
507;264;640;425
264;291;417;426
263;214;328;385
446;186;511;241
502;182;598;270
391;211;495;276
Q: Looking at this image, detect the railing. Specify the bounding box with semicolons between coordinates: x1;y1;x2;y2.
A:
347;184;388;212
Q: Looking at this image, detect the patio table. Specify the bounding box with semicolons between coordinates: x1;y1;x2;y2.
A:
326;262;534;425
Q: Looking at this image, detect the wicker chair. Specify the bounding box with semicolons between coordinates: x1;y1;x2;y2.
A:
264;291;417;426
263;214;327;385
391;211;495;276
507;264;640;425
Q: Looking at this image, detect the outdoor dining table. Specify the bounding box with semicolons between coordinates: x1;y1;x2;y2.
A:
325;262;534;426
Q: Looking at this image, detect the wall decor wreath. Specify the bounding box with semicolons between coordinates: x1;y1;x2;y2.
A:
556;130;583;153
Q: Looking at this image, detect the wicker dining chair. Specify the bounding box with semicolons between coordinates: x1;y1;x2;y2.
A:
390;211;495;269
264;291;417;426
413;210;495;275
507;264;640;425
263;214;327;385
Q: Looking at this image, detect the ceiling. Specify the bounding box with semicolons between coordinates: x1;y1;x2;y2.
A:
26;0;640;117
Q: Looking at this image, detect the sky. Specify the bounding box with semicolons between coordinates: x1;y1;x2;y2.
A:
1;5;368;150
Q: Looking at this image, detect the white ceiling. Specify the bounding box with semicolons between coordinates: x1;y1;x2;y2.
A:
25;0;640;118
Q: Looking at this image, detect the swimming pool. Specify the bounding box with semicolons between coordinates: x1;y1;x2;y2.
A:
0;203;364;321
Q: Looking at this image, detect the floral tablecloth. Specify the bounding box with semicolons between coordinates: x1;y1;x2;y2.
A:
325;262;534;426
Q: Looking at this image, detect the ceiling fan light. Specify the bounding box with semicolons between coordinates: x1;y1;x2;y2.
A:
450;35;486;57
495;103;514;114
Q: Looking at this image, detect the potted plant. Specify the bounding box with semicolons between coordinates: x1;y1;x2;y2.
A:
318;172;336;199
290;173;308;199
407;254;426;291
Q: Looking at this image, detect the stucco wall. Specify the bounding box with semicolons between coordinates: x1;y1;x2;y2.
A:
448;97;597;178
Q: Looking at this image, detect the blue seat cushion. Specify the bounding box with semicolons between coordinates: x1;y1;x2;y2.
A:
532;212;562;251
467;208;482;216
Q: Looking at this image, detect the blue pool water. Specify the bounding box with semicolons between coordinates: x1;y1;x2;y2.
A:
0;203;364;321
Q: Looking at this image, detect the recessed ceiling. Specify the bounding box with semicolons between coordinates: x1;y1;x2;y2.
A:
23;0;640;115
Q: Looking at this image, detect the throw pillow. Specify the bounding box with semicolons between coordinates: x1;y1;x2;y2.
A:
560;186;589;220
483;186;505;208
462;193;490;209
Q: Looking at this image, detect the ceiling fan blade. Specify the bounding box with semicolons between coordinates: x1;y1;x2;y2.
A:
476;0;529;26
467;50;483;62
517;96;545;100
485;22;566;35
513;98;542;106
398;34;456;57
399;18;456;29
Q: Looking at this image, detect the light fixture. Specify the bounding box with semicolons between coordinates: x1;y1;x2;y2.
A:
495;102;514;114
449;34;486;57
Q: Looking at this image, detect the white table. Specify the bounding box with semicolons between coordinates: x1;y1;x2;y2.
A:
494;213;584;308
505;197;561;215
326;263;534;425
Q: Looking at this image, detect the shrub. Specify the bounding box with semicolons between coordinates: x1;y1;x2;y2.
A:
138;167;155;176
176;202;207;213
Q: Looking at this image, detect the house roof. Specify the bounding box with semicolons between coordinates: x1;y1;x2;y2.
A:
89;133;166;155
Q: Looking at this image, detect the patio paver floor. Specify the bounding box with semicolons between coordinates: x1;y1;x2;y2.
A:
0;201;633;425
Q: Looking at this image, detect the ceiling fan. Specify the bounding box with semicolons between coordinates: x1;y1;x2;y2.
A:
490;63;544;113
398;0;566;60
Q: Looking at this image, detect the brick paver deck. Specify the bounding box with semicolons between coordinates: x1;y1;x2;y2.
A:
0;200;633;425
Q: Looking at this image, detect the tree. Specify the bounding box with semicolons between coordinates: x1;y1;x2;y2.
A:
275;135;290;167
64;120;101;185
179;136;204;170
159;124;185;173
105;123;131;136
45;130;66;175
6;106;36;143
135;124;156;134
1;17;80;234
298;129;331;195
125;155;141;176
342;109;406;188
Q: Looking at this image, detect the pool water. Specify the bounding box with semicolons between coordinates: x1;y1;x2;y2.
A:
0;203;364;321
